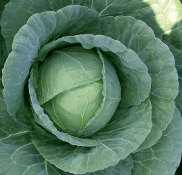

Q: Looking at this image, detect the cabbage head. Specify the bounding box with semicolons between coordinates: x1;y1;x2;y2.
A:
1;0;182;175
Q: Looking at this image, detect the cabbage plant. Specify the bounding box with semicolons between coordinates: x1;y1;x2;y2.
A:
0;0;182;175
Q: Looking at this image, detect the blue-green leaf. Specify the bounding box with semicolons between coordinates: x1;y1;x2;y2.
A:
85;155;134;175
30;98;152;174
0;82;48;175
132;107;182;175
0;0;73;53
101;15;178;150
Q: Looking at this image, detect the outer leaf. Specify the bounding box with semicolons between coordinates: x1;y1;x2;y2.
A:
0;0;72;53
0;83;48;175
85;155;134;175
124;0;182;116
2;5;100;117
3;0;180;51
72;0;145;18
46;156;134;175
30;98;152;174
2;0;181;51
132;107;182;175
47;162;73;175
114;0;182;116
101;15;178;150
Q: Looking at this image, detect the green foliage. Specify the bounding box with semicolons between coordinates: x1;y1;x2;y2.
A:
0;0;182;175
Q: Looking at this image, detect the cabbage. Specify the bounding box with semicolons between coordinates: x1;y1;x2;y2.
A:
0;0;182;174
